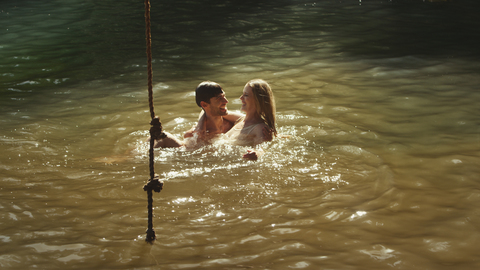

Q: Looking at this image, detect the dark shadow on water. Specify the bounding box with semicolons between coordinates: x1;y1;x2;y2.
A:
328;0;480;60
2;0;480;100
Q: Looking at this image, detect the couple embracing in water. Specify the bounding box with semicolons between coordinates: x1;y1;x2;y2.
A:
154;79;277;160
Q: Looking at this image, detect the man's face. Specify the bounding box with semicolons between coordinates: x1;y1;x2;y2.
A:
205;91;228;116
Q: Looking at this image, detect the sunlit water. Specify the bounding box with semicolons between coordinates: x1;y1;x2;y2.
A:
1;0;480;269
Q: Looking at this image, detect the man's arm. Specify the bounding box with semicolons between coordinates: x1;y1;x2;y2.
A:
153;132;185;148
184;110;206;138
223;111;244;124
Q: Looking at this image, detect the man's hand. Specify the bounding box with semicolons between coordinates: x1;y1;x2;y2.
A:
243;150;258;161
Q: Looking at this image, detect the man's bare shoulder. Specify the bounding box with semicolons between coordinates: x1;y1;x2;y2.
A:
222;118;235;133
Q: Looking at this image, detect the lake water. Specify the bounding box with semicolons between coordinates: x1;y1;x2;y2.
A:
1;0;480;269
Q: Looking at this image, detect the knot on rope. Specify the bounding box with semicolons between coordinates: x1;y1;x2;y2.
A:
143;174;164;193
150;116;167;141
144;173;163;243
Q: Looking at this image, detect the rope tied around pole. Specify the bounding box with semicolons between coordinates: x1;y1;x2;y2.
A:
143;0;165;243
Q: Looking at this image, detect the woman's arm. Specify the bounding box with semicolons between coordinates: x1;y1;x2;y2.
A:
242;123;270;160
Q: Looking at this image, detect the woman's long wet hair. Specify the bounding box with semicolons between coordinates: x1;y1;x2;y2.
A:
248;79;277;136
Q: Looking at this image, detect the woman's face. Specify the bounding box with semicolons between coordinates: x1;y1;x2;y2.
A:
240;84;256;114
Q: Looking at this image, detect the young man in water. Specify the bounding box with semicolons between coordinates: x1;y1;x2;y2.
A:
153;81;242;148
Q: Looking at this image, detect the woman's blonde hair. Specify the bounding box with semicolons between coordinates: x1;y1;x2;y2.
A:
247;79;277;136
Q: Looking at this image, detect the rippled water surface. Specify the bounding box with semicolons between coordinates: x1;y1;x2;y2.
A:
1;0;480;269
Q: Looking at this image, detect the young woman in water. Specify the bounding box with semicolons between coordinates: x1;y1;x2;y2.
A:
153;79;277;160
224;79;277;160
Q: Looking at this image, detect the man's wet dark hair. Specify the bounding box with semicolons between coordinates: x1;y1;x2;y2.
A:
195;81;224;107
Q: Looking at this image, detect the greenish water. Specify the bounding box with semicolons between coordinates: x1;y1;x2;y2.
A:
1;0;480;269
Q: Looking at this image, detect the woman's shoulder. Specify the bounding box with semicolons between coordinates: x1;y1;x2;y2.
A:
253;122;268;130
244;122;265;134
251;122;270;141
